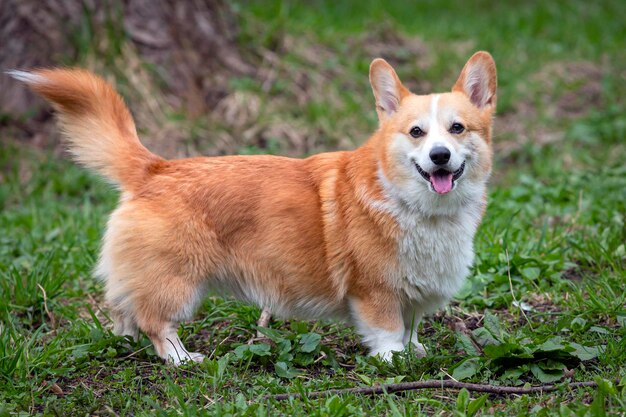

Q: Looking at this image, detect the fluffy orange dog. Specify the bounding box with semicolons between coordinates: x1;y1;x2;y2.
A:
11;51;496;364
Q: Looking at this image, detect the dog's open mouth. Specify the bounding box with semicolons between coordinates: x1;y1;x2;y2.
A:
415;161;466;194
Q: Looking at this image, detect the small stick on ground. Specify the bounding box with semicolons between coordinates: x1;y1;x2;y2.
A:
269;379;603;401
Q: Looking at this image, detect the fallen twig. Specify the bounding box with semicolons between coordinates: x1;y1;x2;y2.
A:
270;379;602;401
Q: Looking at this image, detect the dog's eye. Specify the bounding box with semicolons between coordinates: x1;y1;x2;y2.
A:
449;123;465;134
409;126;424;138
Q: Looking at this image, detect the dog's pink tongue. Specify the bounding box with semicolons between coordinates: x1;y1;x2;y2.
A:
430;172;453;194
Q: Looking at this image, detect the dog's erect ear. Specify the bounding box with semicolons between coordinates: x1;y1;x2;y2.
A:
369;59;410;122
452;51;497;111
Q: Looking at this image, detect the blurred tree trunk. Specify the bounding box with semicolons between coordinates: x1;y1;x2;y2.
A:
0;0;253;117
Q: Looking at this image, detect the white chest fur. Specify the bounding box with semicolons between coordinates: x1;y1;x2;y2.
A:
362;171;485;314
393;207;480;313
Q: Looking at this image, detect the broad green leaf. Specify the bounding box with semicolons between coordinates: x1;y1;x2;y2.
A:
256;326;285;342
530;363;564;383
483;342;533;360
234;343;271;359
235;393;246;409
589;326;610;334
217;354;229;380
567;343;604;361
248;343;271;356
290;321;309;334
540;360;567;371
521;267;541;281
299;332;321;353
501;367;525;384
233;345;250;359
558;404;577;417
590;377;608;417
456;388;470;411
596;378;617;395
456;332;480;356
472;327;499;347
384;375;406;385
277;339;292;355
569;317;587;331
467;394;488;417
535;337;564;352
275;361;300;379
452;358;481;381
483;311;503;340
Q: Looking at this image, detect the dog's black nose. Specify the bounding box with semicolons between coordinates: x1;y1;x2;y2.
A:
429;146;451;165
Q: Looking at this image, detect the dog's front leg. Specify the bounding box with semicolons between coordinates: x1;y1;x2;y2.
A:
256;307;271;337
349;293;405;361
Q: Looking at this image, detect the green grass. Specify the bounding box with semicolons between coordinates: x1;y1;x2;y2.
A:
1;0;626;415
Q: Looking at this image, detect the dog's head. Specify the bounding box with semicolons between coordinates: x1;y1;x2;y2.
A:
370;52;496;214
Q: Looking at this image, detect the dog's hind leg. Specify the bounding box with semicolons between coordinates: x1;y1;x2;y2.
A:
247;306;272;345
99;202;217;365
132;276;207;365
103;269;139;341
144;321;205;365
111;308;139;341
256;307;272;337
127;276;204;365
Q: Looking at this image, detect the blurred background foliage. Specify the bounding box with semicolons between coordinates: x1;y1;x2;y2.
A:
1;0;624;167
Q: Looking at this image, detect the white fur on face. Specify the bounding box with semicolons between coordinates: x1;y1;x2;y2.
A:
383;94;490;214
409;95;465;176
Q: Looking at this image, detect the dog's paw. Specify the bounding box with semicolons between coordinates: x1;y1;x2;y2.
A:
369;342;405;362
375;351;395;362
187;352;206;363
168;351;206;366
411;342;427;358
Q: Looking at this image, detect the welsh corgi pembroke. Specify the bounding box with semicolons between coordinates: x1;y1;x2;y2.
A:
10;51;496;364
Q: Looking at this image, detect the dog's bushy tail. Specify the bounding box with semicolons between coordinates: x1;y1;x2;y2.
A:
8;68;162;191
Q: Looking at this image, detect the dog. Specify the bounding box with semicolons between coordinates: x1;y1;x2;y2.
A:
10;51;496;364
